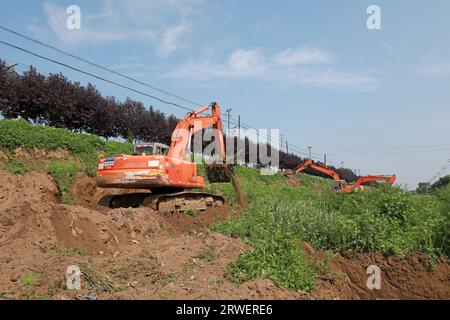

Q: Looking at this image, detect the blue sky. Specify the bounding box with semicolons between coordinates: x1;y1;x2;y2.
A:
1;0;450;188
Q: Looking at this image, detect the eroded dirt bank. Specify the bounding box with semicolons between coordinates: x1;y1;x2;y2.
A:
0;170;448;299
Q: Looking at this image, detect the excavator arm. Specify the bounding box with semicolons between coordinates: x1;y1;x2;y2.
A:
294;160;352;192
168;102;225;161
354;175;396;187
295;160;341;182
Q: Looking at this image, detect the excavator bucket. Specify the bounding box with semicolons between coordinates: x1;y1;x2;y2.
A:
205;164;233;183
205;164;246;207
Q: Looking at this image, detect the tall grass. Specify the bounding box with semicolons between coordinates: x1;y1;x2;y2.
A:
212;168;449;291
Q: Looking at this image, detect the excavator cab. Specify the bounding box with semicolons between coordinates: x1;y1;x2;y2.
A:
133;143;169;156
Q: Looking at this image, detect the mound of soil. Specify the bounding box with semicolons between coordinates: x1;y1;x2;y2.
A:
301;245;450;300
0;171;300;300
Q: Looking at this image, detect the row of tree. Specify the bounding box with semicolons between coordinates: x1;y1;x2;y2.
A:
416;175;450;194
0;60;177;143
0;59;357;180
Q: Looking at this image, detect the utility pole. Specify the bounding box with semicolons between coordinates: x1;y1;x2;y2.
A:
6;63;18;72
225;108;232;131
280;134;284;152
324;154;327;166
308;146;312;160
238;115;240;138
286;141;289;154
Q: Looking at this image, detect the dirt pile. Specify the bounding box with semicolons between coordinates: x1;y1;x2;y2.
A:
0;170;300;299
303;247;450;300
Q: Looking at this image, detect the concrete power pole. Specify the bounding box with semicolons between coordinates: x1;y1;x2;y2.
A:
225;108;232;131
308;146;312;160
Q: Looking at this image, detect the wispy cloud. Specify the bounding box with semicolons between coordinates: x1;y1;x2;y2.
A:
165;47;377;87
412;61;450;77
29;0;203;56
157;21;191;57
274;47;333;66
410;53;450;77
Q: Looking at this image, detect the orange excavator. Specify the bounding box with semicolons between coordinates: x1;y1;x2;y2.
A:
294;160;396;193
294;159;354;192
96;102;227;213
353;175;396;190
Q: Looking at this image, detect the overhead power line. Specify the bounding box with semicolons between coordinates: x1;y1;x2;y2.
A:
0;25;203;108
0;28;346;167
324;144;450;154
0;25;336;164
0;40;194;112
327;148;450;156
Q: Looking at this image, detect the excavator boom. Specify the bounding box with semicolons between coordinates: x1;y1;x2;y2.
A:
294;160;349;192
354;175;396;187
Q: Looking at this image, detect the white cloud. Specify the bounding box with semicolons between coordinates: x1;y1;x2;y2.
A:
274;47;333;66
158;22;191;57
165;47;377;87
30;0;202;56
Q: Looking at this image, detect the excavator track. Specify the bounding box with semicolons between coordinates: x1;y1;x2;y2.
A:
100;191;225;214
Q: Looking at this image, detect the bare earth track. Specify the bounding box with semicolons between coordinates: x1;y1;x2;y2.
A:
0;170;448;299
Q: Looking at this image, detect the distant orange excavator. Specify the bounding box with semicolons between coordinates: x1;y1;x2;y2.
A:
294;159;396;193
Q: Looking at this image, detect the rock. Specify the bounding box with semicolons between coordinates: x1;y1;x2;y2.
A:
9;272;21;282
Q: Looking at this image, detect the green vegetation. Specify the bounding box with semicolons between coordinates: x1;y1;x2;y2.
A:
185;209;198;217
47;161;78;204
417;175;450;194
124;210;138;219
80;264;120;293
18;272;39;300
0;119;133;203
211;167;449;291
195;245;216;262
4;158;34;174
0;119;133;170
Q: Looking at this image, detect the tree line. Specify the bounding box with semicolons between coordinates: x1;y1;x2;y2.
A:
0;59;356;180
